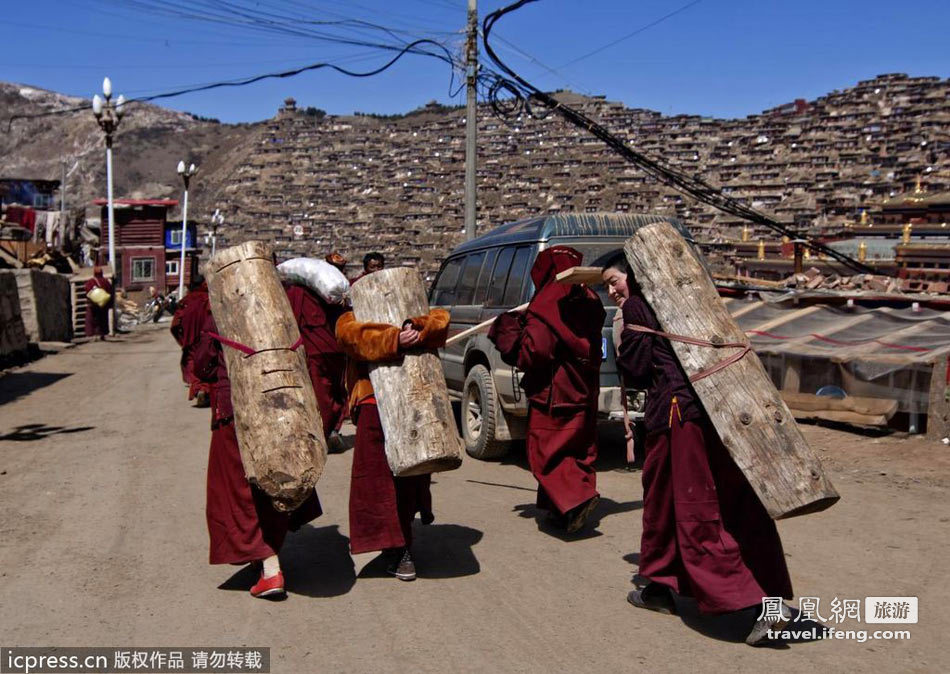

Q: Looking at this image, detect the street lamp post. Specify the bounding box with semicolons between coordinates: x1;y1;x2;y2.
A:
176;161;198;300
210;209;223;257
92;76;125;335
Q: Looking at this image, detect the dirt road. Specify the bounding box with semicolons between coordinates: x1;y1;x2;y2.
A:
1;325;948;672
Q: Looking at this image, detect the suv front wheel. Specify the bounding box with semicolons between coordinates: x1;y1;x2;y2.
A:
461;364;509;460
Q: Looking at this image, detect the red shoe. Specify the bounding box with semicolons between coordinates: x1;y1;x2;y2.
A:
250;571;285;598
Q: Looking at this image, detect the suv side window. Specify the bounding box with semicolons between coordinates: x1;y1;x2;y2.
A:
472;248;498;306
503;246;533;306
430;257;463;306
455;252;486;305
485;247;515;307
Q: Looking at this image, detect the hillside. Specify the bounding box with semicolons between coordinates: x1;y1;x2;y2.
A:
2;74;948;277
0;82;255;215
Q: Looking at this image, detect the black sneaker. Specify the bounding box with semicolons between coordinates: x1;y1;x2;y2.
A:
386;549;416;581
626;582;677;615
566;495;600;533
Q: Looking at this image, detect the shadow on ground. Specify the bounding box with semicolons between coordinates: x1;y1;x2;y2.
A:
675;601;827;648
217;525;357;598
283;524;357;598
621;553;827;648
0;423;95;442
514;496;642;541
0;372;72;406
358;523;483;581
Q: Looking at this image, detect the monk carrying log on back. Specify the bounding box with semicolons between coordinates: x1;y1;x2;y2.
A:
605;253;795;645
336;272;453;581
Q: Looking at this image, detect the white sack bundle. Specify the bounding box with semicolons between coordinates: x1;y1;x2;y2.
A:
277;257;349;304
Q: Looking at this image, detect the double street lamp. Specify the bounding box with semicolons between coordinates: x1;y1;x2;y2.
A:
177;161;198;300
92;76;125;334
208;209;224;257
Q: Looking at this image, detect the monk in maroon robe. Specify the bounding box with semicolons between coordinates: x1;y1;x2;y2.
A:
488;246;605;533
83;266;112;339
170;280;211;405
192;311;322;598
285;283;347;442
617;279;794;645
335;307;447;580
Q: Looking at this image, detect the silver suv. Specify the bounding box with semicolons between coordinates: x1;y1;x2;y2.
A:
428;212;693;459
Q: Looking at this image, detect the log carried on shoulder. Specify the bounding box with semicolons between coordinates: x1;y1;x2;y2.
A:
349;267;464;476
624;222;839;519
206;241;327;512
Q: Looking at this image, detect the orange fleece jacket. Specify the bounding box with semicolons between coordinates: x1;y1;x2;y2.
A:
336;308;450;409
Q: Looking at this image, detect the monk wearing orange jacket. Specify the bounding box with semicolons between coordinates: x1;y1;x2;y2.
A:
336;307;450;581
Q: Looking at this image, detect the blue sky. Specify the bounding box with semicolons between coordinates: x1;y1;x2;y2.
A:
2;0;948;123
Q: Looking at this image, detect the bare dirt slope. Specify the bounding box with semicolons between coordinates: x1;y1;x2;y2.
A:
0;326;948;672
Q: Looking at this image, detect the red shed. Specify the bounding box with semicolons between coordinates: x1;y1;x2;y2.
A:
94;198;200;296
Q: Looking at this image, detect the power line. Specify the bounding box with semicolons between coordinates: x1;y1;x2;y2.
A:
558;0;705;69
6;38;461;130
481;0;874;274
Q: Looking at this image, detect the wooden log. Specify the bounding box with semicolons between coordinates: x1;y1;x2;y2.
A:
206;241;327;512
349;267;463;476
925;355;950;441
624;222;839;519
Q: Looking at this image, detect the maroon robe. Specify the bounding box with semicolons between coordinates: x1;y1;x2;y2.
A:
83;273;112;337
489;246;605;516
618;293;793;613
335;310;445;554
171;284;211;399
285;284;347;438
349;403;433;554
192;312;322;565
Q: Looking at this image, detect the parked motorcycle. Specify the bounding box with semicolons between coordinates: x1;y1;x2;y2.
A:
140;293;178;323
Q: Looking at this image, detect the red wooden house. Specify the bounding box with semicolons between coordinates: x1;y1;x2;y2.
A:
95;198;201;297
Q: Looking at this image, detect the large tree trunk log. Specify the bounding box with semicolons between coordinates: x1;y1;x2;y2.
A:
624;222;839;519
206;241;327;512
349;267;463;476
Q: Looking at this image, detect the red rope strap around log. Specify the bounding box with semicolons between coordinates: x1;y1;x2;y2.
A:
625;324;752;383
205;331;304;357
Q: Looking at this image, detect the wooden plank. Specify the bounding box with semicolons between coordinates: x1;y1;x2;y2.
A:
714;273;786;288
349;267;464;476
444;265;594;347
207;241;327;512
785;408;890;427
748;305;822;333
624;222;839;519
780;392;898;418
445;302;529;347
727;300;764;320
555;265;604;285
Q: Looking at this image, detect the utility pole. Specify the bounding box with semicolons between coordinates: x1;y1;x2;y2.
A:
464;0;478;240
60;159;66;246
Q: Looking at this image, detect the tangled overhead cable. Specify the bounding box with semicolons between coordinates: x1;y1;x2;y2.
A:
480;0;874;275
